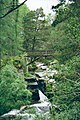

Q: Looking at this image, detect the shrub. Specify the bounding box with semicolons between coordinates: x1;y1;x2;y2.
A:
49;56;80;119
0;64;32;115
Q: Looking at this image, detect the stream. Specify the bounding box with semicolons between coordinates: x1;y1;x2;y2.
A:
1;62;57;120
1;90;51;120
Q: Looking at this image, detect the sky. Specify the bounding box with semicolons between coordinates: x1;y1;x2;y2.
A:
20;0;59;15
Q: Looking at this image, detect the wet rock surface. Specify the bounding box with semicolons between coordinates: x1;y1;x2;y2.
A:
1;90;51;120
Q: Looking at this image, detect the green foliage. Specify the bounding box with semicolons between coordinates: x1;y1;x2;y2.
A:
0;64;32;115
1;54;28;75
0;1;80;119
49;56;80;119
50;102;80;120
48;3;80;118
35;114;45;120
51;3;80;62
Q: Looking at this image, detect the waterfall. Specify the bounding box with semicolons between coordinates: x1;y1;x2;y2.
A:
38;90;48;102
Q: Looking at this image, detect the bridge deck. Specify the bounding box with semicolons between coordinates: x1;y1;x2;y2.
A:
26;50;54;57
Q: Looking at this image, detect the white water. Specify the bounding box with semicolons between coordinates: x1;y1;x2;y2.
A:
29;90;51;120
39;90;48;102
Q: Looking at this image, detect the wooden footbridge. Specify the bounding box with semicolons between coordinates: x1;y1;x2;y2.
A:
26;50;54;57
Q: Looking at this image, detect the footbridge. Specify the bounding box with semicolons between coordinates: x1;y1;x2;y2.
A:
26;50;54;57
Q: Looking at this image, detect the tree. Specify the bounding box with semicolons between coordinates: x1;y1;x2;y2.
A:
0;0;28;18
52;0;80;26
0;1;29;56
23;8;51;51
50;2;80;62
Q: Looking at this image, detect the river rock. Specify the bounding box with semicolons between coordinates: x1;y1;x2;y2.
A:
17;113;35;120
0;109;20;119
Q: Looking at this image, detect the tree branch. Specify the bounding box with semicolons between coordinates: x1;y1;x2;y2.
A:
26;57;40;66
0;0;27;19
